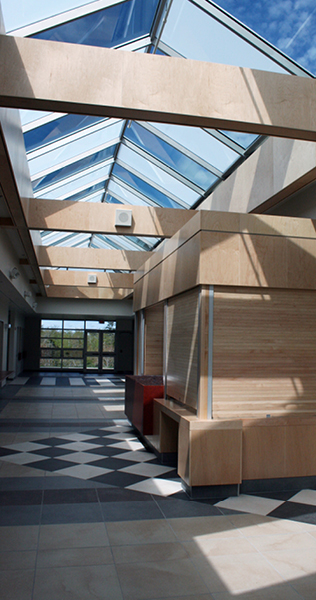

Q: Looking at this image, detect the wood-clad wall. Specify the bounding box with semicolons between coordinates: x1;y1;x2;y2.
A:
166;288;199;411
144;303;164;375
212;287;316;419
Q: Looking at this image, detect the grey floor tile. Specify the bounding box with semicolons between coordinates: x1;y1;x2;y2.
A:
33;565;123;600
0;505;41;526
41;502;103;524
100;500;164;522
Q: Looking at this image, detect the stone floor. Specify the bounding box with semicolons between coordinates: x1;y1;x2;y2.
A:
0;372;316;599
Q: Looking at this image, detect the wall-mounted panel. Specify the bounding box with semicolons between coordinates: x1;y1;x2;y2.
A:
213;288;316;419
144;303;164;375
166;288;199;411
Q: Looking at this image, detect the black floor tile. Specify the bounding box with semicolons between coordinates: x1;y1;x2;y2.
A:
29;458;78;472
154;496;223;518
100;500;164;522
85;446;127;457
31;447;76;458
43;488;98;504
97;487;153;503
88;457;134;470
268;500;316;524
0;477;46;491
91;471;146;487
41;502;103;524
0;490;43;505
0;447;20;457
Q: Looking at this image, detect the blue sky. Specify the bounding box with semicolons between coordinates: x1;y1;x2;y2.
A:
1;0;316;75
216;0;316;74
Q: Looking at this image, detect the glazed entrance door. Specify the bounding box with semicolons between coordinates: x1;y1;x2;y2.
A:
84;330;115;372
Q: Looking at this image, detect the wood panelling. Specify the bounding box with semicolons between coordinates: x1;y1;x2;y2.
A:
242;416;316;480
213;288;316;419
4;34;316;139
144;303;164;376
24;198;196;238
166;288;199;411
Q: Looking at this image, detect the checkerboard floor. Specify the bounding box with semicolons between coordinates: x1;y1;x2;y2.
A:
0;425;183;497
1;372;316;599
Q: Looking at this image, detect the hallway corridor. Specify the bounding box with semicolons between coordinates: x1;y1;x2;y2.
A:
0;373;316;599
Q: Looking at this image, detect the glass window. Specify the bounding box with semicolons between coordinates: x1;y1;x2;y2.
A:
103;332;115;353
219;130;259;149
150;122;239;173
40;163;112;199
113;164;185;209
124;122;218;190
32;0;159;48
24;114;106;153
32;144;117;192
28;120;123;178
87;321;116;331
161;0;287;73
118;144;197;205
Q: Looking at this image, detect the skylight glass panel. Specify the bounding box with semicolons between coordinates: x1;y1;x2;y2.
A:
41;231;91;247
150;122;239;173
215;0;316;75
32;0;159;48
218;130;259;149
112;164;186;209
106;180;154;207
161;0;287;73
20;110;52;127
28;120;123;177
24;114;107;153
63;181;106;203
32;144;117;193
38;163;112;199
124;122;217;190
2;0;89;32
117;145;198;206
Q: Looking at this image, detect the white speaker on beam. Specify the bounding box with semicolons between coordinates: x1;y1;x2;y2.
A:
87;273;98;284
115;208;132;227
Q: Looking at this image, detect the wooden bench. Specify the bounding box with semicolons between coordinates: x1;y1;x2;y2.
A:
147;397;242;497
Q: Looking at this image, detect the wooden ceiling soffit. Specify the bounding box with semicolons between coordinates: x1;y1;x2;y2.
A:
23;199;196;238
45;286;132;299
42;270;134;288
1;35;316;140
35;246;151;271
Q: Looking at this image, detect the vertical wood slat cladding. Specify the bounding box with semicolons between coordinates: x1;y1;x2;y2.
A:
144;303;164;375
213;288;316;419
166;288;199;411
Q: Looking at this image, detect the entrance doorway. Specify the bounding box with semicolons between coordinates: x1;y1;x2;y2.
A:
84;329;115;373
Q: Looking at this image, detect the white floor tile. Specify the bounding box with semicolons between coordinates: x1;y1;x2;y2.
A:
119;463;174;477
58;433;97;442
61;441;102;452
289;489;316;506
40;377;56;386
108;440;144;451
69;378;85;386
63;452;105;464
9;377;29;385
57;464;113;480
0;452;45;465
106;433;138;441
127;478;183;497
114;450;156;463
215;494;284;516
4;442;48;452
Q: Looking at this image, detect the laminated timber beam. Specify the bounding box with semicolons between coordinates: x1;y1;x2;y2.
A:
35;246;151;271
1;35;316;141
22;198;196;238
42;270;134;288
45;286;132;299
